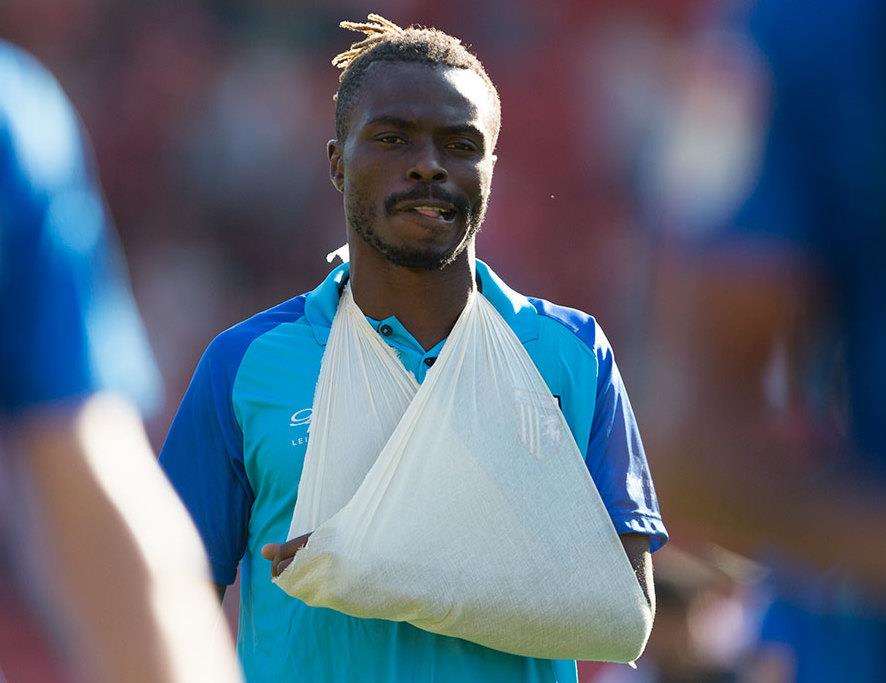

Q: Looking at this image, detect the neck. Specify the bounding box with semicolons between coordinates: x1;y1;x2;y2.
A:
346;236;476;351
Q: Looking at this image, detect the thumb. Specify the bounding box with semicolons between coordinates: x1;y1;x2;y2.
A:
260;543;279;560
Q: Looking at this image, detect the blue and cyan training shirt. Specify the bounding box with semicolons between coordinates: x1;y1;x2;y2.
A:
160;260;668;683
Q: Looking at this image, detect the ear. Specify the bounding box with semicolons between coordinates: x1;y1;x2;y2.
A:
328;139;344;192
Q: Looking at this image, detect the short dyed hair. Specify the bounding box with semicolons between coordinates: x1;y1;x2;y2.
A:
332;14;501;145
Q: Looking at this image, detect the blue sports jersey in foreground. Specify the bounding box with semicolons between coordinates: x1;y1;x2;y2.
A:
160;260;667;683
0;40;159;416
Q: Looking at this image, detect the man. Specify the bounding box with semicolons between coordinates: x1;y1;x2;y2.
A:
160;15;667;683
0;41;242;682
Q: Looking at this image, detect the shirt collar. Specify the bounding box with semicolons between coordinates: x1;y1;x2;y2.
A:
303;258;539;346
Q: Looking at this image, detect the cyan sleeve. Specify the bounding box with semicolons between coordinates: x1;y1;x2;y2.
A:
586;322;668;552
159;335;254;585
0;42;160;415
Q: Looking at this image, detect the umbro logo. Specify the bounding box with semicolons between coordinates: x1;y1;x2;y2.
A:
289;408;312;447
289;409;312;428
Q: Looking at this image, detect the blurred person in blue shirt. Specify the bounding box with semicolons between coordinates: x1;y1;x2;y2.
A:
0;41;241;682
643;0;885;680
733;1;886;680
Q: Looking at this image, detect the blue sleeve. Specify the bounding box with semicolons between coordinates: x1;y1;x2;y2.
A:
159;334;254;586
0;43;160;415
586;322;668;552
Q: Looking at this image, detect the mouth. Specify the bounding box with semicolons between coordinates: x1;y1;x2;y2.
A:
392;200;458;224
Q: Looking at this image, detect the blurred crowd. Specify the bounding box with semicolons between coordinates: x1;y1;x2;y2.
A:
2;0;883;681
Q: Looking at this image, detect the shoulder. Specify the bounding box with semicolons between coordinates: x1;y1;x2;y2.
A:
526;297;613;366
477;260;610;363
0;42;85;193
200;295;308;380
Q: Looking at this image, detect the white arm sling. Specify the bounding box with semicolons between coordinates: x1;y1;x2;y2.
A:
274;280;652;663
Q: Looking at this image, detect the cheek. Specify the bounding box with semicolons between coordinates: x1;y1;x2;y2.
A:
343;171;375;218
471;164;493;204
345;156;390;204
473;154;493;185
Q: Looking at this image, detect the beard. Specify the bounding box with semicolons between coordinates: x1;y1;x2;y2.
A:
346;185;488;270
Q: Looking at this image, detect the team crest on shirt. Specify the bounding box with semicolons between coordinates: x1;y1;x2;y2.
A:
514;388;564;458
289;408;312;447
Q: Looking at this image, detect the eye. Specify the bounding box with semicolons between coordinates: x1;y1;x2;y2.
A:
447;139;479;153
375;133;408;145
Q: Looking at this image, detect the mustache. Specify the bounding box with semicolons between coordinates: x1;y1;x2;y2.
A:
384;185;471;217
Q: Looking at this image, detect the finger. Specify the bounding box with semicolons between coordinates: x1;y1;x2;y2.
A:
271;533;312;578
278;532;312;558
276;555;296;576
260;543;280;560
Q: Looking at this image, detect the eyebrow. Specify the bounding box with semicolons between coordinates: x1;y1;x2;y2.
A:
364;116;486;143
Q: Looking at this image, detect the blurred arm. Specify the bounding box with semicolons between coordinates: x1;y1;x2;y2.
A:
18;393;242;683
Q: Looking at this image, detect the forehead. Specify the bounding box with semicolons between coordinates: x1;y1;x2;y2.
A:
352;61;497;139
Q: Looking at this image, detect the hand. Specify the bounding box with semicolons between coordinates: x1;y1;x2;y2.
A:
261;532;312;578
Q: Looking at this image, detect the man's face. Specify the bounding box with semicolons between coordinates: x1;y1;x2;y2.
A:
331;61;497;270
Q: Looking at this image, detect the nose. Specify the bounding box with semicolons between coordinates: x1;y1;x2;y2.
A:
406;143;448;183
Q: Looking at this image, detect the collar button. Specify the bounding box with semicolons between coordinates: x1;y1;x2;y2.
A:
378;324;393;336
